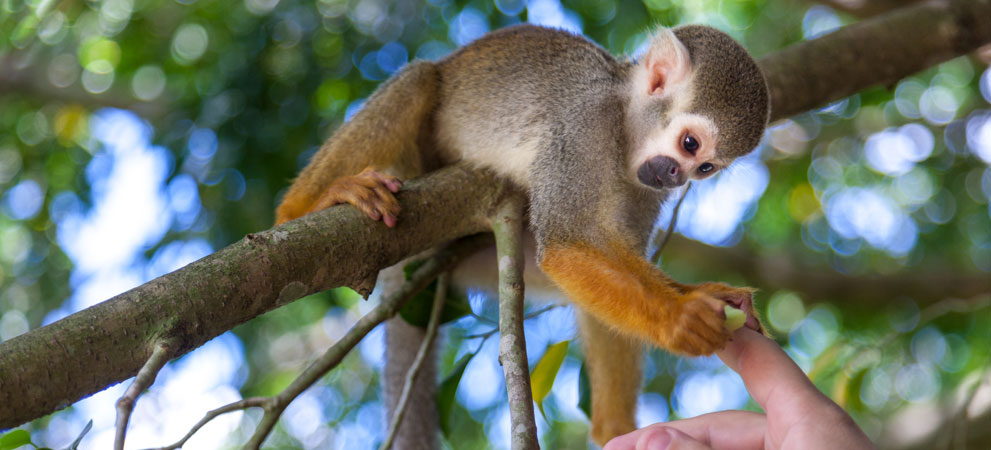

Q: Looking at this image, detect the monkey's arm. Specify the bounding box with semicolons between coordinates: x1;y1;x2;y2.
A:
275;61;440;225
541;240;751;356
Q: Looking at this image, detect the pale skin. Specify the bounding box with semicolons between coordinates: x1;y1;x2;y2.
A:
604;328;876;450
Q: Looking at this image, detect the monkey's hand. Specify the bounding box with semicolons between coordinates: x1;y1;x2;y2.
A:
688;282;766;335
307;167;403;227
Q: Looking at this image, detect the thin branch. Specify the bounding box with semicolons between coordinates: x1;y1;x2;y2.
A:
464;304;564;340
380;272;449;450
144;398;271;450
242;235;491;450
491;194;539;450
650;182;691;265
115;340;175;450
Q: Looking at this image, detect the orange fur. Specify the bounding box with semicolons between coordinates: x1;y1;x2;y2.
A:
541;242;732;357
578;311;641;445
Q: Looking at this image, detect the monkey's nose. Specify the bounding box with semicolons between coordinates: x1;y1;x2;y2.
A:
637;155;686;189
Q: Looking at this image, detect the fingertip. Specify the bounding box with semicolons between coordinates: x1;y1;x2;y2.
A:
384;214;397;228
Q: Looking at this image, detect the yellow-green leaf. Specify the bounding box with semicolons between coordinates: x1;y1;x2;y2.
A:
0;429;31;450
724;305;746;331
530;340;569;420
437;352;474;436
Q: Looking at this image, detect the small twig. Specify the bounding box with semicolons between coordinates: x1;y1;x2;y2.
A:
380;272;450;450
115;340;175;450
650;182;691;265
464;304;563;340
145;398;271;450
491;195;539;450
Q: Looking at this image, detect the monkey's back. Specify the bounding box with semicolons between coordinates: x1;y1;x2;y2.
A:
433;25;631;188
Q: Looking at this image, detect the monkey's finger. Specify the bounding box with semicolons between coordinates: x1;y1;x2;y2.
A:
368;183;401;217
344;189;384;221
349;175;402;217
368;170;403;193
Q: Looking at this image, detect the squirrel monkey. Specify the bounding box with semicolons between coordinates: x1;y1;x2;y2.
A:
276;25;768;445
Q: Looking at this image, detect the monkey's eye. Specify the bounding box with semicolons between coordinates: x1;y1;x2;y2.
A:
682;134;700;155
698;163;715;174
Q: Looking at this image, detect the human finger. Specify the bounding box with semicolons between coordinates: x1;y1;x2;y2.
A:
604;411;764;450
606;425;713;450
716;328;830;413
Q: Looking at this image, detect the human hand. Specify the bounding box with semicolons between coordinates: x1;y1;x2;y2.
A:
604;328;875;450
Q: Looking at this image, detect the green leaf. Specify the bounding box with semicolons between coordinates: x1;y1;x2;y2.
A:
398;284;471;328
65;419;92;450
530;340;569;420
437;352;475;436
0;429;32;450
577;361;591;419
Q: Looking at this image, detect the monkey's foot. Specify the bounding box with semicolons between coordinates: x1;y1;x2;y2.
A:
692;282;766;335
308;167;403;227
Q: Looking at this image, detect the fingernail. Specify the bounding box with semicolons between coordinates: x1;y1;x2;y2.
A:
645;429;672;450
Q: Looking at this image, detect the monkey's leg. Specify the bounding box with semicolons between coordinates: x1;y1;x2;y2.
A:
577;311;642;446
275;60;440;225
541;241;731;357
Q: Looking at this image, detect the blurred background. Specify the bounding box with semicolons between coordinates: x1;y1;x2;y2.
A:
0;0;989;448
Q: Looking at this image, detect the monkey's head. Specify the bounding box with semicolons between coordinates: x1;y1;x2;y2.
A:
627;25;769;190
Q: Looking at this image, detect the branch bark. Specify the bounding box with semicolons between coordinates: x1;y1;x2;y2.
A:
1;0;989;430
759;0;991;121
0;166;506;429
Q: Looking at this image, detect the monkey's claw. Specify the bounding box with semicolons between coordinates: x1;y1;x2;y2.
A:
308;167;403;227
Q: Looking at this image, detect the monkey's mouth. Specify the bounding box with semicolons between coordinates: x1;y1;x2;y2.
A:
637;155;687;189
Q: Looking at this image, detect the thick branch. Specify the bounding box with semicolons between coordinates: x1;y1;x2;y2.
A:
0;53;166;117
663;237;990;306
0;166;505;429
760;0;991;121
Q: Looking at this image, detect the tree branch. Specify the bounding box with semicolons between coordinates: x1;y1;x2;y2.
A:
115;340;176;450
0;53;166;118
759;0;991;121
0;166;504;429
149;237;489;450
663;237;991;306
491;194;539;450
380;272;449;450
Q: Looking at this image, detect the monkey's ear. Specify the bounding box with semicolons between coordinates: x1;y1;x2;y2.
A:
643;28;691;97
